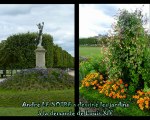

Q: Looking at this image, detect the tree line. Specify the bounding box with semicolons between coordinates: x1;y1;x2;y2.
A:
79;34;110;47
80;34;150;47
0;32;74;71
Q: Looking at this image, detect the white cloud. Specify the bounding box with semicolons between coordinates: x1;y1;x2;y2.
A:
79;4;150;38
0;4;74;57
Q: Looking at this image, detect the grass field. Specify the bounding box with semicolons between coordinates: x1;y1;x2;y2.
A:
0;89;74;116
79;46;102;58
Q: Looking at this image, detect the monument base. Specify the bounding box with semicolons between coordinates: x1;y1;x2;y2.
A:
35;46;46;69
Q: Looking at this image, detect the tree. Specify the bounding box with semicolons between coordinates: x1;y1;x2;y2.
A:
0;32;53;69
0;32;74;70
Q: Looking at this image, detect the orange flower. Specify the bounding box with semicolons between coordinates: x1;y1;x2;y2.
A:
139;106;144;110
145;100;149;105
109;93;113;97
107;81;112;84
112;84;116;90
100;75;103;80
137;91;144;96
139;103;144;110
137;98;144;104
98;86;103;89
119;96;123;99
133;95;139;99
113;87;117;91
125;84;128;87
85;82;90;87
119;79;123;84
137;90;141;93
116;93;120;98
91;82;94;85
121;89;124;93
113;94;117;99
116;86;119;90
122;95;126;98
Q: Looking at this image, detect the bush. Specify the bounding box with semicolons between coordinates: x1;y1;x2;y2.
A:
0;68;74;90
109;9;149;94
79;56;108;86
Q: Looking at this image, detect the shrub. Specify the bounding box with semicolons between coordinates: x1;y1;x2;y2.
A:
0;68;74;90
81;72;128;99
109;9;149;94
79;56;108;85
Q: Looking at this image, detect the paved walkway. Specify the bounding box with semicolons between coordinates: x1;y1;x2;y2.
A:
0;78;6;82
68;70;74;76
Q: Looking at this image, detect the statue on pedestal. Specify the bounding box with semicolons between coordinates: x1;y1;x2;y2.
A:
37;22;44;47
35;22;46;68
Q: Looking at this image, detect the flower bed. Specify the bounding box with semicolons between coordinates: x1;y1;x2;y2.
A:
80;72;150;112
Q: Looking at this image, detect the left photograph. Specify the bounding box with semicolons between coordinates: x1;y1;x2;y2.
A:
0;4;75;116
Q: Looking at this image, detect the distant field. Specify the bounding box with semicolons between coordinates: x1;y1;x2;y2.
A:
79;46;102;58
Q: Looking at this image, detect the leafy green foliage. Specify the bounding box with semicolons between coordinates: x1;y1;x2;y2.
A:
79;56;108;86
109;9;149;94
79;34;110;47
0;32;74;69
79;37;98;46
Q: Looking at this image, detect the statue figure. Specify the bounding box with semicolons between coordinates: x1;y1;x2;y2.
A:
37;22;44;47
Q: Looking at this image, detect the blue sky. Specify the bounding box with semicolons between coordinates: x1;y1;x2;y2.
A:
79;4;149;38
0;4;74;57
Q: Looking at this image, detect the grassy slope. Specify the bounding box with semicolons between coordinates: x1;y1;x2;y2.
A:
0;89;74;116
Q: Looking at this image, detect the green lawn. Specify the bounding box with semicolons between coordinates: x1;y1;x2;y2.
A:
79;46;103;58
0;88;74;116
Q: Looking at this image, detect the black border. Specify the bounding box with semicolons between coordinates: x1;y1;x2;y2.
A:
0;0;77;4
75;3;79;117
0;0;150;118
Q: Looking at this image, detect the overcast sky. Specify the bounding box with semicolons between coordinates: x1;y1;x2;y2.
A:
0;4;74;57
79;4;150;38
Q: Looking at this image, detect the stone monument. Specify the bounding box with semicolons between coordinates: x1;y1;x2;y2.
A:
34;22;46;68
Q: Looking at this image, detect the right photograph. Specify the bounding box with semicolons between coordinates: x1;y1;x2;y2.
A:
79;4;150;116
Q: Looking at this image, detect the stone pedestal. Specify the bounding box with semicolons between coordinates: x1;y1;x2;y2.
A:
35;46;46;68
